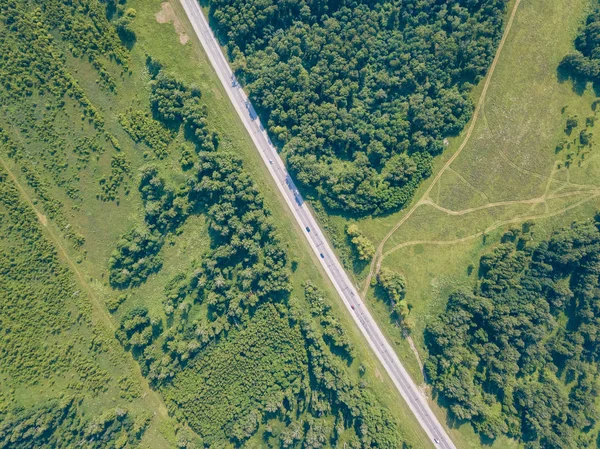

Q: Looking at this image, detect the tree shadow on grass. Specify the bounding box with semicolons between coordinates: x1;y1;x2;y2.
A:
557;64;588;96
118;30;137;51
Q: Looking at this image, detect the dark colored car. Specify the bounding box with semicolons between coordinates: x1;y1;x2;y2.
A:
306;226;310;232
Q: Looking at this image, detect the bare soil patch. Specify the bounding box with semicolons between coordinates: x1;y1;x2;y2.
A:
155;2;189;45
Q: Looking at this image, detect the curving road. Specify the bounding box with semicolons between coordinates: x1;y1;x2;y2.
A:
179;1;456;447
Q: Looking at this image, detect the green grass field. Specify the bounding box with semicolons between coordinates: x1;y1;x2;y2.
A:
0;154;174;447
323;0;600;446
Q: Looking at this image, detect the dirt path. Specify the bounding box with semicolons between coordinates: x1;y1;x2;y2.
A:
384;191;600;257
406;335;425;377
0;155;169;418
421;188;599;217
362;0;522;297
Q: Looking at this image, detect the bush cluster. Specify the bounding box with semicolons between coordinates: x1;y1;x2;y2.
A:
119;109;173;159
560;6;600;83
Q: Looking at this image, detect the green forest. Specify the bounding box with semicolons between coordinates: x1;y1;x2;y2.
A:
205;0;508;215
426;219;600;448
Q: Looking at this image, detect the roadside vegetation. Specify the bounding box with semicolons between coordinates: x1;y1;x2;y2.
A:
110;62;407;448
0;0;434;447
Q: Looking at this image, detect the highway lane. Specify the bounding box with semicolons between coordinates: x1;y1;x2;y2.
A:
178;1;457;447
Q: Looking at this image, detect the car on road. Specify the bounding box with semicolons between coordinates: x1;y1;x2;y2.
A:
320;253;324;258
434;439;440;444
269;159;273;164
351;305;355;310
245;100;258;120
305;226;310;232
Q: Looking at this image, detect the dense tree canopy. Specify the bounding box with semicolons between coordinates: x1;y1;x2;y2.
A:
206;0;508;215
0;398;147;449
426;221;600;448
560;3;600;83
108;228;164;288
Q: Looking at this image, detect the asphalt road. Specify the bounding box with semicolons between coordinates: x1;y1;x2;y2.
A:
179;1;457;447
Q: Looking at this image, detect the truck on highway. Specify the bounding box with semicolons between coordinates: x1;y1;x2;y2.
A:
245;100;258;120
